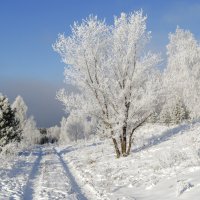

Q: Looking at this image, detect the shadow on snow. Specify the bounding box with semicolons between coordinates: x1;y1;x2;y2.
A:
23;147;43;200
54;147;88;200
133;123;191;153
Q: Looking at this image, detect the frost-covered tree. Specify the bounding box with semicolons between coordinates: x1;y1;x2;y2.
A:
0;94;21;148
54;10;161;157
22;116;41;145
12;95;28;130
164;27;200;119
12;95;40;146
66;114;85;142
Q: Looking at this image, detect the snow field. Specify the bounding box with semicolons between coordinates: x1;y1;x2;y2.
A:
60;123;200;200
0;123;200;200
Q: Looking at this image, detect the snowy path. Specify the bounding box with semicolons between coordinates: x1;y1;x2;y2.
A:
27;146;88;200
0;146;89;200
23;147;42;199
53;147;88;200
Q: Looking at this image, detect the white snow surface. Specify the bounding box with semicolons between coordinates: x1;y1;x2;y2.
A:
1;123;200;199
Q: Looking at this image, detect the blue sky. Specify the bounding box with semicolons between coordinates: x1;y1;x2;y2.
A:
0;0;200;127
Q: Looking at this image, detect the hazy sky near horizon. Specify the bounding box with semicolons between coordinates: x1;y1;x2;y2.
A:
0;0;200;127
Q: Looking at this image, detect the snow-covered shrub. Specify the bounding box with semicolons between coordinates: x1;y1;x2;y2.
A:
59;117;68;144
159;98;190;125
0;94;21;149
180;132;200;166
59;113;97;144
154;137;189;173
0;142;23;157
38;128;49;144
47;125;60;143
63;114;85;142
157;150;188;170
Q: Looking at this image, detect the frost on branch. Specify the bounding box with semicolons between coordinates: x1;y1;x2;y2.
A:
54;10;162;158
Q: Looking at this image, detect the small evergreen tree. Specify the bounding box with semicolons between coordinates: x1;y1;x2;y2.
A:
159;102;171;125
0;94;21;148
159;98;190;125
171;99;190;124
160;110;171;125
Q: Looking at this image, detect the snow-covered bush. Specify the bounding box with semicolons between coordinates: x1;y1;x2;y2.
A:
0;142;23;157
159;98;190;125
59;117;68;144
156;149;188;170
38;128;49;144
64;114;85;142
59;113;97;144
47;125;60;143
179;130;200;166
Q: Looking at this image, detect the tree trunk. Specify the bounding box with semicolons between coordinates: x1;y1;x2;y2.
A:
121;126;127;156
126;134;133;155
120;135;123;153
126;115;151;155
112;138;120;158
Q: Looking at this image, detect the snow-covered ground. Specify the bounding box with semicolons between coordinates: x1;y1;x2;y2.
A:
0;146;89;199
1;123;200;199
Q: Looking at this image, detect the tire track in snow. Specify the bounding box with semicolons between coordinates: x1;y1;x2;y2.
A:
23;146;42;199
53;147;88;200
0;146;43;199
